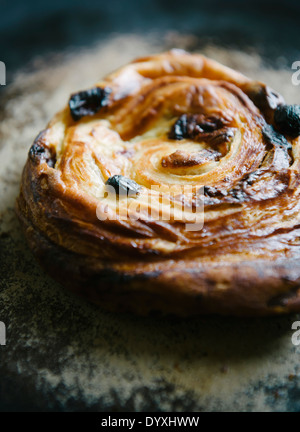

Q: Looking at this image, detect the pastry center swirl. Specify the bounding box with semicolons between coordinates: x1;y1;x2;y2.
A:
50;52;300;257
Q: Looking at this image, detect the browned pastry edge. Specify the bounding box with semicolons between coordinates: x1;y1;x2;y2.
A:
16;182;300;317
16;51;300;316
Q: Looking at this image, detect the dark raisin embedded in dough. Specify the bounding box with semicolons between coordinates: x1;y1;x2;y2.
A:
243;82;285;123
29;142;46;159
262;124;292;150
203;186;227;198
169;114;189;140
274;105;300;138
29;143;56;167
69;87;112;121
29;132;56;167
169;114;225;141
106;175;141;197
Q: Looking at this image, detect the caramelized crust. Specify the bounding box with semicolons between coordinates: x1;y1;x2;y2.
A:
16;51;300;316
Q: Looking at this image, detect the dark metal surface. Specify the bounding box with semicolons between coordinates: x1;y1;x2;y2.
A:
1;0;300;412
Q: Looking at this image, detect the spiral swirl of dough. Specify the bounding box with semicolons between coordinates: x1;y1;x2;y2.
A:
17;51;300;315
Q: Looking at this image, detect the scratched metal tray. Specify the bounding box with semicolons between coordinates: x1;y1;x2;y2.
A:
1;0;300;412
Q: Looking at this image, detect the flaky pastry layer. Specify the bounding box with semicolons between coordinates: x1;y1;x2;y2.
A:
16;51;300;315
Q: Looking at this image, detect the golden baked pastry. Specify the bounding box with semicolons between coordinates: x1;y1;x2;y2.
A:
16;50;300;316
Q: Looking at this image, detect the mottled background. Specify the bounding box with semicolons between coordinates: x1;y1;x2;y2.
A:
1;0;300;412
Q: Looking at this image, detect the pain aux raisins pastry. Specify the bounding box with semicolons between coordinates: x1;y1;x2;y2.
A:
16;50;300;316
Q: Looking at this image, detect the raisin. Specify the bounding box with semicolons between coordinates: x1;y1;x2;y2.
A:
243;82;285;123
105;175;141;197
274;105;300;138
262;124;292;150
29;132;56;167
203;186;227;198
169;114;225;141
169;114;189;140
69;87;112;121
29;142;46;159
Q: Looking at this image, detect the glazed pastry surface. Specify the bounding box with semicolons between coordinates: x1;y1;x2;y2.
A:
17;51;300;315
